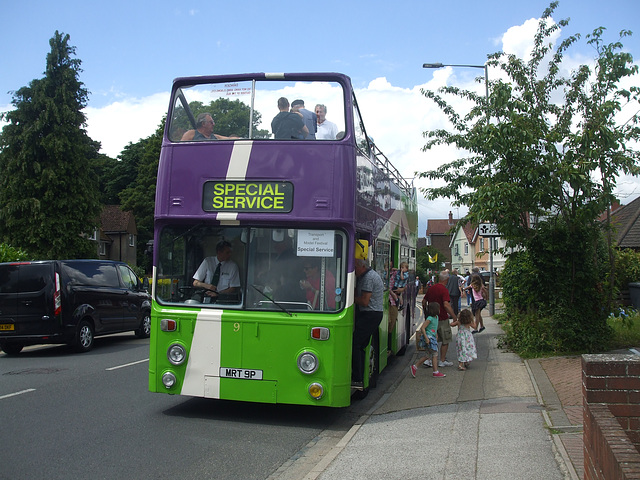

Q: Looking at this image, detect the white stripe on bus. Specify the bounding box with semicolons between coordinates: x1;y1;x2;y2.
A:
216;140;253;225
181;309;223;398
225;140;253;178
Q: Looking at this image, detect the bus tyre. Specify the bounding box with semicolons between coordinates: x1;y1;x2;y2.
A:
136;312;151;338
368;332;379;389
74;320;95;353
0;343;24;355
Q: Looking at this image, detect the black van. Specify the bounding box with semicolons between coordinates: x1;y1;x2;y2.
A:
0;260;151;354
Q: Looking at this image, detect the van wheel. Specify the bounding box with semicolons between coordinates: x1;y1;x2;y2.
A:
136;312;151;338
0;343;24;355
74;320;94;353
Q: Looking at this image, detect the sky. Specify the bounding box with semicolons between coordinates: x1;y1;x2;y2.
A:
1;0;639;237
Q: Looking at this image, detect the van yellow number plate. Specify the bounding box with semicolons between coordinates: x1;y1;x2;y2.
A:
0;324;15;331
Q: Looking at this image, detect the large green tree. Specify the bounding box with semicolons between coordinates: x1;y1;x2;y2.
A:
118;121;164;273
418;3;640;352
0;31;102;259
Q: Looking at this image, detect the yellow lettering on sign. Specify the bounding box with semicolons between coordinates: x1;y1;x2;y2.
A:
262;184;274;196
207;182;291;212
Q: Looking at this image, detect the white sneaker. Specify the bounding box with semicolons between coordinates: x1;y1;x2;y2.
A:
423;359;432;367
438;360;453;367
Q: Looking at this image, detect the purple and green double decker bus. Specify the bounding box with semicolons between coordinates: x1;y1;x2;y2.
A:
149;73;418;407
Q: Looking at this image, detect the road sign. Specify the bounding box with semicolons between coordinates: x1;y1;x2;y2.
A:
479;223;500;237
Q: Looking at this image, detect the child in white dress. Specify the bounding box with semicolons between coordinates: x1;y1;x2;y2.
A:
451;309;477;370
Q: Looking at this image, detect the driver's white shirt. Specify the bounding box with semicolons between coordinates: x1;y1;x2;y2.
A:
193;257;241;292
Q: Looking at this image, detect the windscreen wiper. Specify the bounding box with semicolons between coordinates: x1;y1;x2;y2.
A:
251;285;292;317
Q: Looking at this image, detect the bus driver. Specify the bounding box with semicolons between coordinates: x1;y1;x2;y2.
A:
193;240;241;303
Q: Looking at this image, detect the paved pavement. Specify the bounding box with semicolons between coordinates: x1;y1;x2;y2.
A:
270;304;632;479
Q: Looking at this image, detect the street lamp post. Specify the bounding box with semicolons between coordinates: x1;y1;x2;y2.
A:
422;62;496;316
422;63;489;107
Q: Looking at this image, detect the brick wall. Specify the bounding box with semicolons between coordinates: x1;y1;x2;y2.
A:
583;354;640;480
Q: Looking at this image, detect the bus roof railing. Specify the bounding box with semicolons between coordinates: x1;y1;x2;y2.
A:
370;143;414;197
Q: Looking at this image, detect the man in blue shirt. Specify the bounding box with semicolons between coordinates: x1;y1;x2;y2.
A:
291;99;317;139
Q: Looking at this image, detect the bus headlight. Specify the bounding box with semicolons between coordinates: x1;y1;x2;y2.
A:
167;343;187;365
308;383;324;400
297;351;319;374
162;372;177;389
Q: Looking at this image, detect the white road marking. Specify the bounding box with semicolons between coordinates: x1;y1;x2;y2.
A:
106;358;148;371
0;388;36;400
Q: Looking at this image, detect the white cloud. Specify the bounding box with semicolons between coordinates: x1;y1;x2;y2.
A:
501;17;546;59
84;92;169;158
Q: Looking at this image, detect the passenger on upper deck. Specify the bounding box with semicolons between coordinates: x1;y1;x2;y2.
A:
315;104;339;140
291;99;317;139
180;113;238;141
271;97;309;140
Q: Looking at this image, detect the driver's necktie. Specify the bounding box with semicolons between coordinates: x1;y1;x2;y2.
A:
212;262;221;288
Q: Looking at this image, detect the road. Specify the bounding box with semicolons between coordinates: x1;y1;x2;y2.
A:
0;334;407;480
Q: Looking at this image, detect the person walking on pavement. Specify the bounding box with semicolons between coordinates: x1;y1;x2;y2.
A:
447;268;462;316
466;274;488;333
422;271;457;367
450;308;477;370
352;258;384;392
411;302;446;378
464;270;472;305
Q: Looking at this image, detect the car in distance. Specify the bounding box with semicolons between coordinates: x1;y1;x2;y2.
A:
0;260;151;354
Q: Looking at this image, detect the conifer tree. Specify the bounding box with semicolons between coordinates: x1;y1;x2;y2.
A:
0;31;101;259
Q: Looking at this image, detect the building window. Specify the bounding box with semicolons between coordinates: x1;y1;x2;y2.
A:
464;242;469;255
454;244;459;256
99;242;106;256
480;238;485;251
129;234;135;247
426;236;431;246
89;229;98;241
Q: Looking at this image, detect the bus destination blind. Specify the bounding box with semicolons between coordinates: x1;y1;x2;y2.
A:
202;181;293;213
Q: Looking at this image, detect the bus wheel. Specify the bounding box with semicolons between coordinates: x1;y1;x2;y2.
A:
368;332;379;389
74;320;95;353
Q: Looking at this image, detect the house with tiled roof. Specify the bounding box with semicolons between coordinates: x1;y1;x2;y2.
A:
97;205;138;265
425;212;459;270
610;196;640;250
449;221;508;274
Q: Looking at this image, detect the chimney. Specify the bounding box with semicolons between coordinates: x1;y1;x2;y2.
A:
448;211;453;225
